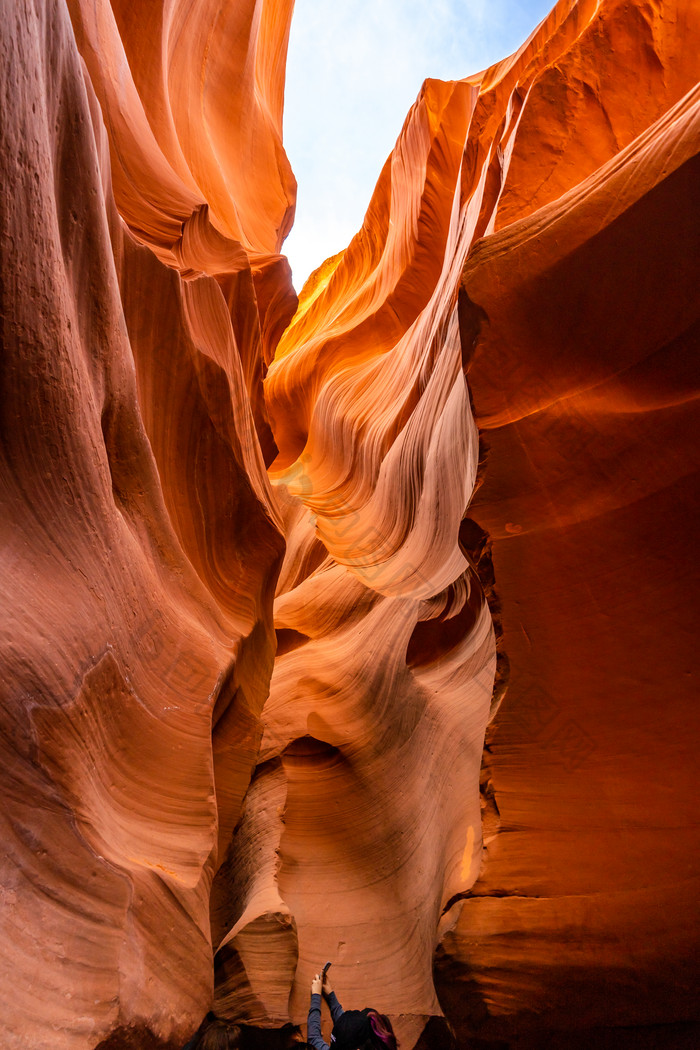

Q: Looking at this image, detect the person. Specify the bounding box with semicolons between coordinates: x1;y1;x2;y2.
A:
307;969;398;1050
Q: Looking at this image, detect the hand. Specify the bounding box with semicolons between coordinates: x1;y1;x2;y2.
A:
311;973;323;995
322;969;333;997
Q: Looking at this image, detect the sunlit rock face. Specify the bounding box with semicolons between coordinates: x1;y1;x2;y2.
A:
250;76;497;1044
1;2;698;1050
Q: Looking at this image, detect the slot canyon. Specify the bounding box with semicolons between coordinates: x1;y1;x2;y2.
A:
1;0;699;1047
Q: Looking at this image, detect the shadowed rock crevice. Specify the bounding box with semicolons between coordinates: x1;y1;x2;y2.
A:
94;1028;182;1050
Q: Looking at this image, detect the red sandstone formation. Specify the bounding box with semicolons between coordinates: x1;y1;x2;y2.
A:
1;1;699;1048
2;2;290;1046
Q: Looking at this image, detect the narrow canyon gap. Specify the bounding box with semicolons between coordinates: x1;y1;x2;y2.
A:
1;1;699;1049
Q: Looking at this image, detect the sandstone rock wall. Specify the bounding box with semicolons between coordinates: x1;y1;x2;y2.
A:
1;1;290;1045
1;1;699;1048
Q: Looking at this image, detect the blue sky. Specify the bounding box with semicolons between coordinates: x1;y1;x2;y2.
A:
282;0;555;289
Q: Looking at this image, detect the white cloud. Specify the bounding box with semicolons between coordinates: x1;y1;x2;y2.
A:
282;0;554;289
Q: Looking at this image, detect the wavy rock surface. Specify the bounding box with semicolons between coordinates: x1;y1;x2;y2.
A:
1;1;289;1046
255;75;498;1042
437;3;700;1047
1;0;699;1048
259;1;700;1042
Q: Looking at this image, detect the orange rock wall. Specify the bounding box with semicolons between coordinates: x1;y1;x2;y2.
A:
1;0;699;1048
214;72;498;1044
1;1;290;1046
439;5;700;1043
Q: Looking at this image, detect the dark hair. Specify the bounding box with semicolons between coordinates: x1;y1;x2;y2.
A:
365;1011;398;1050
182;1015;242;1050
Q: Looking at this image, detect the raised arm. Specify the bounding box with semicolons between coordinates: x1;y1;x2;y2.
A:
308;975;330;1050
321;967;344;1024
327;990;344;1025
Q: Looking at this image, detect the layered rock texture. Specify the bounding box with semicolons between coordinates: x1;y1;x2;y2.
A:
1;1;699;1048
